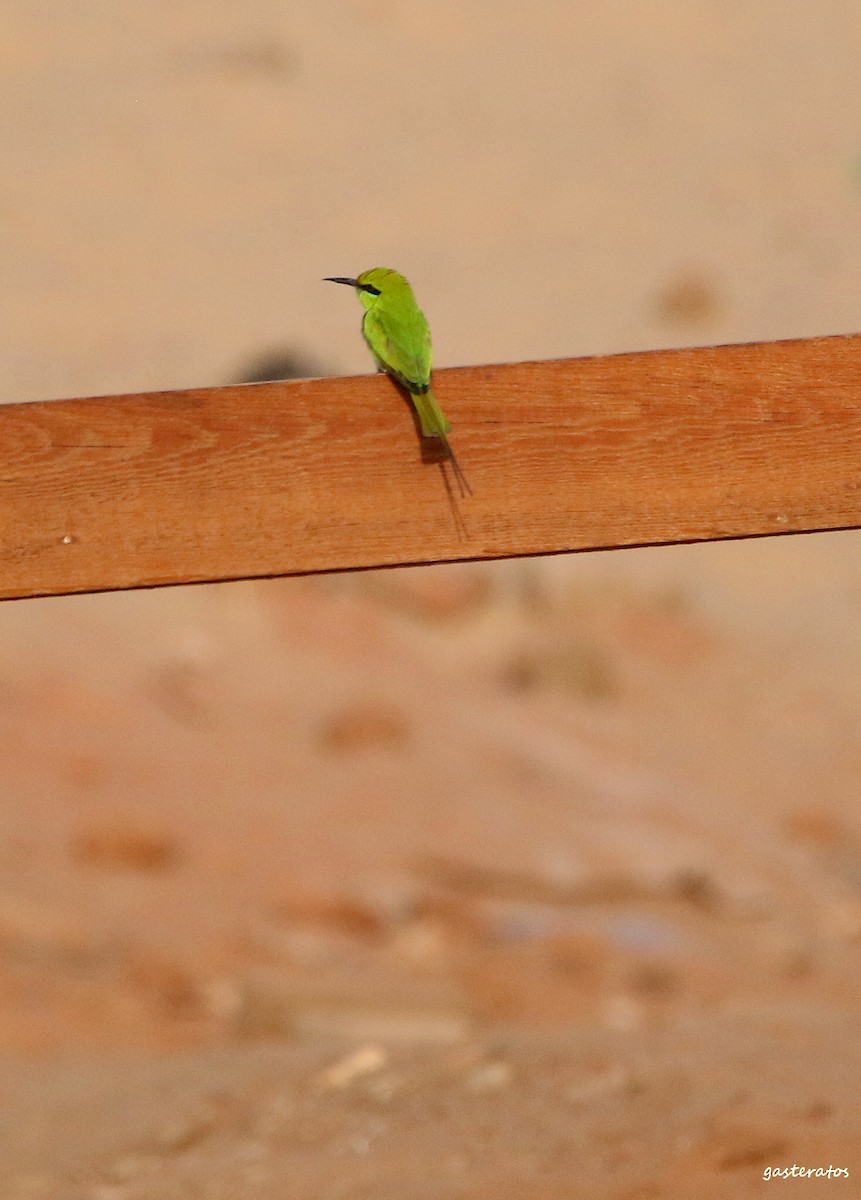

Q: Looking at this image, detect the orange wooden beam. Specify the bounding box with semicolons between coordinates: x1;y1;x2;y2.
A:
1;332;860;600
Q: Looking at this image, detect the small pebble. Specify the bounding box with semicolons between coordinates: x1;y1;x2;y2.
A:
316;1044;388;1091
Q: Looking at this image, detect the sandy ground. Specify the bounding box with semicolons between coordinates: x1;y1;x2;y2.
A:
0;3;860;1196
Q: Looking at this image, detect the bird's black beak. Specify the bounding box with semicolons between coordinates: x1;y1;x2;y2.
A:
324;277;359;287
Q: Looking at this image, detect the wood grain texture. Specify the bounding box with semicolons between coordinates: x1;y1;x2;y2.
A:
1;332;860;600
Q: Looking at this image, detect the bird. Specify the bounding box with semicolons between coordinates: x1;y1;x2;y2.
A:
324;268;471;496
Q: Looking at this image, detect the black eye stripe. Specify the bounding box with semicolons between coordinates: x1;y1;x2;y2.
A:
359;283;381;296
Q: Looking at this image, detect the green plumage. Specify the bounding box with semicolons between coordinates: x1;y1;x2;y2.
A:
324;267;470;495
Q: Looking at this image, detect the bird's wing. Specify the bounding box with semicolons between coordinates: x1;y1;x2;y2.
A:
362;306;431;392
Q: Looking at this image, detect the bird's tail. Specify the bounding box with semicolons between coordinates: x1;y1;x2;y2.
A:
411;387;451;438
411;386;472;499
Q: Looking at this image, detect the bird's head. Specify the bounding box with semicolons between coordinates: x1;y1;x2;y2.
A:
324;267;408;310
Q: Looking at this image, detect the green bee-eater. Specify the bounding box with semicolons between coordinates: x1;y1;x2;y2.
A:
325;268;471;495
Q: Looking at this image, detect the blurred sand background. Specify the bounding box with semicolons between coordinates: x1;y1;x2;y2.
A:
1;2;861;1196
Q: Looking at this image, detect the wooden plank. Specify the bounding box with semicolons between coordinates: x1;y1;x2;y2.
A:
0;332;860;601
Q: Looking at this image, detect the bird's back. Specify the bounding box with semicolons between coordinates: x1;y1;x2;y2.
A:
361;274;432;392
